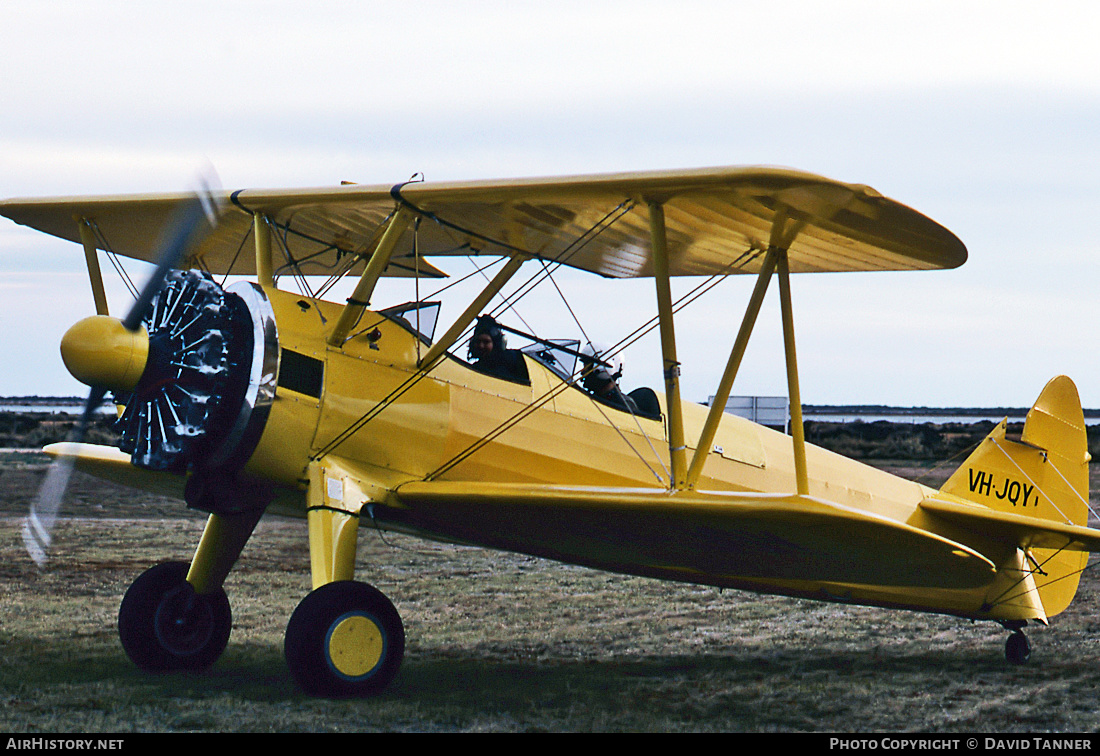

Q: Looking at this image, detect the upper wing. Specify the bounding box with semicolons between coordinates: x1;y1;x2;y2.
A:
384;481;994;590
0;188;446;280
0;166;966;279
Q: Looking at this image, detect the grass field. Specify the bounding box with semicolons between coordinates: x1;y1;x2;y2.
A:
4;453;1100;732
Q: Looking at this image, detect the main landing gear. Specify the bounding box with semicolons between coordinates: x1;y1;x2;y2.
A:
116;490;407;697
117;507;261;677
116;467;408;697
284;581;405;698
117;562;407;697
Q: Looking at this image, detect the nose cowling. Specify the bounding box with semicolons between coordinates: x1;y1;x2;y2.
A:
113;270;248;472
58;270;277;480
60;315;149;393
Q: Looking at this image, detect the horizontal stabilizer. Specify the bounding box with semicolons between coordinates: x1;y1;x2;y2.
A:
920;497;1100;552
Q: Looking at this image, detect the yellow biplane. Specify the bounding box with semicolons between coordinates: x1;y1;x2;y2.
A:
3;166;1097;697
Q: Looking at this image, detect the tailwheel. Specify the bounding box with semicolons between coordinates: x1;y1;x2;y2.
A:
284;581;405;698
118;561;232;672
1005;630;1032;665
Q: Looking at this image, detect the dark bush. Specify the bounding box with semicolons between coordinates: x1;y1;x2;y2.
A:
0;411;120;449
804;420;1005;462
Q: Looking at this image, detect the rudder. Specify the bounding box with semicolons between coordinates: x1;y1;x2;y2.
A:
939;376;1090;619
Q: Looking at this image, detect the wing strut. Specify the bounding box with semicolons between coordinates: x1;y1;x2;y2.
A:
252;212;274;288
328;206;415;347
77;219;110;316
777;248;809;495
685;246;779;488
682;202;811;493
648;201;688;490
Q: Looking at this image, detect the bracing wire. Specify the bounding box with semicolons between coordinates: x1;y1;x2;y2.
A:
488;200;636;320
87;221;140;300
314;199;757;474
990;436;1079;525
325;246;753;472
411;199;637;378
218;226;251;288
1042;447;1100;523
983;542;1098;612
420;259;755;483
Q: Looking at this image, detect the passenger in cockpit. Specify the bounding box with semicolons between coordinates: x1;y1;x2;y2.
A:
468;315;530;384
580;344;638;414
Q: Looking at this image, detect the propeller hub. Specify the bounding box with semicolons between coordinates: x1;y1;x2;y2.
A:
60;315;149;393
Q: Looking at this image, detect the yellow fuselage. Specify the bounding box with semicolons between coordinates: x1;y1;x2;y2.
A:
236;288;1036;624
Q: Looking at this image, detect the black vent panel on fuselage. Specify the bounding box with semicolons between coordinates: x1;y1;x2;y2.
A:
277;349;324;399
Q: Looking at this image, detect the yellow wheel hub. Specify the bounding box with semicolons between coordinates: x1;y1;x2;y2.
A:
326;612;385;679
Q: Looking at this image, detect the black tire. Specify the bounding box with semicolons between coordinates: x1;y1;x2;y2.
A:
118;561;232;672
284;581;405;698
1005;631;1031;665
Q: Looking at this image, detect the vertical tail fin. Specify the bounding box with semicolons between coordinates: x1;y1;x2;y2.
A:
939;376;1091;620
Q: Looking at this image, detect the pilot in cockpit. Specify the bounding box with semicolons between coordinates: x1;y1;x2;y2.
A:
580;343;638;414
467;315;530;384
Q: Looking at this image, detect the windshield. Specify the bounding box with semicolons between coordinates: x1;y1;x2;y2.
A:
521;339;580;382
378;301;441;344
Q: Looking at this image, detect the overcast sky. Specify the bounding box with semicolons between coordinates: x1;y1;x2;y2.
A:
3;1;1099;408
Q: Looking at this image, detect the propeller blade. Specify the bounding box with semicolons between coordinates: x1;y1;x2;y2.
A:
22;386;106;566
24;175;221;566
121;182;221;332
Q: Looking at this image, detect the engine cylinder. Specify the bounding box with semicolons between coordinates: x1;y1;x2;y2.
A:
114;271;278;474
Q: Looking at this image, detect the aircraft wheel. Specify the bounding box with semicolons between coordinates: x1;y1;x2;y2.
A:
118;561;232;672
284;581;405;698
1005;631;1031;665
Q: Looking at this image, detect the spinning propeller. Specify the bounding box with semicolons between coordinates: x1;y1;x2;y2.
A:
23;184;222;566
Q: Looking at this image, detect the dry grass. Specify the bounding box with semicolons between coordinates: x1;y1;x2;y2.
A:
3;456;1100;732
